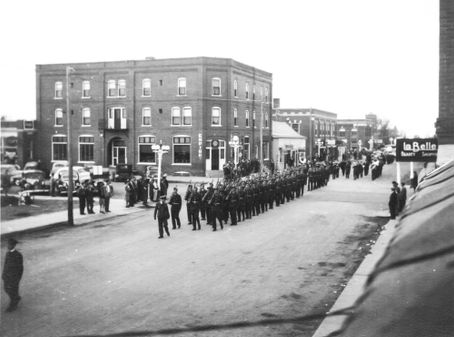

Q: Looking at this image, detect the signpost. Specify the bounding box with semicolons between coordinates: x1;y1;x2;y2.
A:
395;138;438;185
152;141;170;193
229;135;241;166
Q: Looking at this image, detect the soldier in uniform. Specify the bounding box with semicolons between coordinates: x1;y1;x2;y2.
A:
168;187;182;229
154;195;170;238
202;183;214;225
199;184;207;220
237;185;246;221
225;186;238;225
2;238;24;312
189;186;202;230
209;188;224;231
184;185;193;225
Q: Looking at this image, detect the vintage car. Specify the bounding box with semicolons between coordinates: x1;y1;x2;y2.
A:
53;167;79;195
50;161;68;177
20;170;49;190
73;166;92;183
1;164;23;189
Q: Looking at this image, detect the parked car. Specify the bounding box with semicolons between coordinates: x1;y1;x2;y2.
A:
20;170;49;190
50;161;68;177
23;161;40;171
1;164;23;190
73;166;92;183
54;167;79;195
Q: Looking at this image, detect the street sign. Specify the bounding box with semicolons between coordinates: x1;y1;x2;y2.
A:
396;138;438;162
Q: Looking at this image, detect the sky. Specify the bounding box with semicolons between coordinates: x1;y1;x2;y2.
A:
0;0;439;137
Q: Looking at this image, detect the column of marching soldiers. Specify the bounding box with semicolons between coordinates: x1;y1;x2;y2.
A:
155;157;385;237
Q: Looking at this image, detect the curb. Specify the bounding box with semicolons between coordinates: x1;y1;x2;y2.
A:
312;218;397;337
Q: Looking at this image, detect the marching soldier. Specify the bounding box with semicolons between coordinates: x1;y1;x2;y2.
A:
209;188;224;231
168;187;182;229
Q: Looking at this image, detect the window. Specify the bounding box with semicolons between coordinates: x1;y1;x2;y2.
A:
243;136;250;159
245;110;250;127
79;136;94;162
138;136;156;163
211;107;221;126
107;107;127;129
339;128;346;137
245;82;249;99
82;108;91;126
173;136;191;164
142;78;151;97
107;79;126;97
263;141;269;160
118;80;126;97
183;107;192;126
108;80;117;97
212;78;221;96
55;108;63;126
253;86;256;100
55;81;63;99
142;107;152;126
171;107;181;125
82;81;90;98
265;113;269;128
265;87;269;102
253;111;256;128
234;80;238;97
292;123;299;133
233;108;238;127
260;87;263;100
178;77;186;95
52;135;67;161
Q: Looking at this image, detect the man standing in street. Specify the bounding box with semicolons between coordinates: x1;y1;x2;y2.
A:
76;181;87;215
389;186;398;220
168;187;182;229
154;195;171;238
398;182;407;214
104;180;113;213
2;238;24;312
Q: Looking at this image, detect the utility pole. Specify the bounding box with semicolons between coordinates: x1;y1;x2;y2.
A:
66;66;75;226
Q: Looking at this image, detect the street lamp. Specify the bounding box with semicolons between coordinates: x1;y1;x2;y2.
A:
229;135;241;166
66;66;75;226
152;141;170;193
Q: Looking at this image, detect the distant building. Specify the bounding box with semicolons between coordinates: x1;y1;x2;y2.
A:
336;114;378;157
35;57;273;176
0;118;36;167
271;121;306;171
273;108;337;160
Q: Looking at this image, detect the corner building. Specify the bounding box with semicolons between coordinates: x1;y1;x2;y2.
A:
35;57;273;176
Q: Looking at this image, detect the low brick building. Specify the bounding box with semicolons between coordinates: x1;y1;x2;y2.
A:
0;118;36;167
35;57;272;176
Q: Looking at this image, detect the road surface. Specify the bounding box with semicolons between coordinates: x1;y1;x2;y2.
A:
1;168;392;337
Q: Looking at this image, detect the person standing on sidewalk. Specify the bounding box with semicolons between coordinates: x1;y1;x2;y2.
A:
398;182;407;214
86;181;95;214
388;186;398;220
154;196;170;238
98;181;106;214
168;187;182;229
2;238;23;312
104;180;113;213
76;181;87;215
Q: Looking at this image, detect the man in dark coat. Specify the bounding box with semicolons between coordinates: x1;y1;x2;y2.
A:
398;182;407;213
388;187;398;220
168;187;182;229
2;238;24;312
154;196;170;238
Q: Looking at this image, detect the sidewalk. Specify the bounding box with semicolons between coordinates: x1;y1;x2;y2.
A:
1;175;210;238
1;198;149;238
312;218;398;337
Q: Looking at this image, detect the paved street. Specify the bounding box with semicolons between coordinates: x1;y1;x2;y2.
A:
1;169;392;337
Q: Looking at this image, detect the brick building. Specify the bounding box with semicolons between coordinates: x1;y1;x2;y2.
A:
0;118;36;167
35;57;272;176
336;114;378;157
273;108;337;160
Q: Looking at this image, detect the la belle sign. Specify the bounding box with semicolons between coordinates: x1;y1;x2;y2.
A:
396;138;438;162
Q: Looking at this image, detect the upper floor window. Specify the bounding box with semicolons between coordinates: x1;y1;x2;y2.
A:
265;87;269;102
234;80;238;97
55;108;63;126
292;123;299;133
142;78;151;97
245;110;250;127
253;86;256;100
183;107;192;126
82;107;91;126
233;108;238;127
245;82;249;99
107;79;126;97
178;77;186;96
55;81;63;99
339;127;346;137
265;113;269;128
107;107;127;129
118;80;126;97
171;107;181;125
211;107;221;126
82;81;90;98
253;111;256;128
212;78;221;96
142;107;152;126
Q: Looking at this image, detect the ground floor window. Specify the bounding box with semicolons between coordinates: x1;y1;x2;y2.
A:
52;135;67;161
139;136;156;163
79;136;94;162
173;136;191;164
